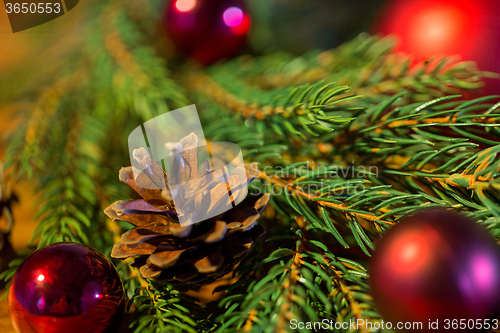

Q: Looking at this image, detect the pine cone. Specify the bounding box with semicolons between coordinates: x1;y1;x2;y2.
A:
105;134;269;287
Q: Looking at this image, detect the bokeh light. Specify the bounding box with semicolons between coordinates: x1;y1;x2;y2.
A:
175;0;196;12
374;0;485;61
406;4;466;57
223;7;243;27
230;14;250;35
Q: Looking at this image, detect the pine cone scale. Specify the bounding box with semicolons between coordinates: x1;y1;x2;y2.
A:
133;148;170;190
194;247;224;273
111;241;157;258
119;167;166;202
191;221;227;243
148;249;185;268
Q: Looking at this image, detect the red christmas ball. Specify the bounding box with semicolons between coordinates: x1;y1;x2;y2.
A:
8;243;125;333
373;0;500;95
163;0;251;66
369;210;500;332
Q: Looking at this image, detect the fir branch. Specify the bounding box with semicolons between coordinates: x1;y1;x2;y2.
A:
90;0;189;121
183;70;360;143
226;34;491;104
3;72;87;180
31;111;97;247
0;251;31;299
257;169;393;226
128;281;199;333
215;229;378;333
227;34;397;89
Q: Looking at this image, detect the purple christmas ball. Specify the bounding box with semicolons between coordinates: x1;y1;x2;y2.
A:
8;242;125;333
370;209;500;332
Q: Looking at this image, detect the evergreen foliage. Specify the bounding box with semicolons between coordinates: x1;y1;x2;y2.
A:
2;0;500;332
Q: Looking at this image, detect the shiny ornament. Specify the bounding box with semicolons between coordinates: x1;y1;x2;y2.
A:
369;209;500;333
373;0;500;95
8;243;125;333
164;0;251;65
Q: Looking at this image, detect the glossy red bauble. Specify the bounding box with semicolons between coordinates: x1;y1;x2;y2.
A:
374;0;500;95
8;243;125;333
163;0;251;65
369;210;500;332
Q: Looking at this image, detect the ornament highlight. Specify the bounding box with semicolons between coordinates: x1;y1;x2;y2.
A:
8;242;125;333
373;0;500;94
369;209;500;332
164;0;250;65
